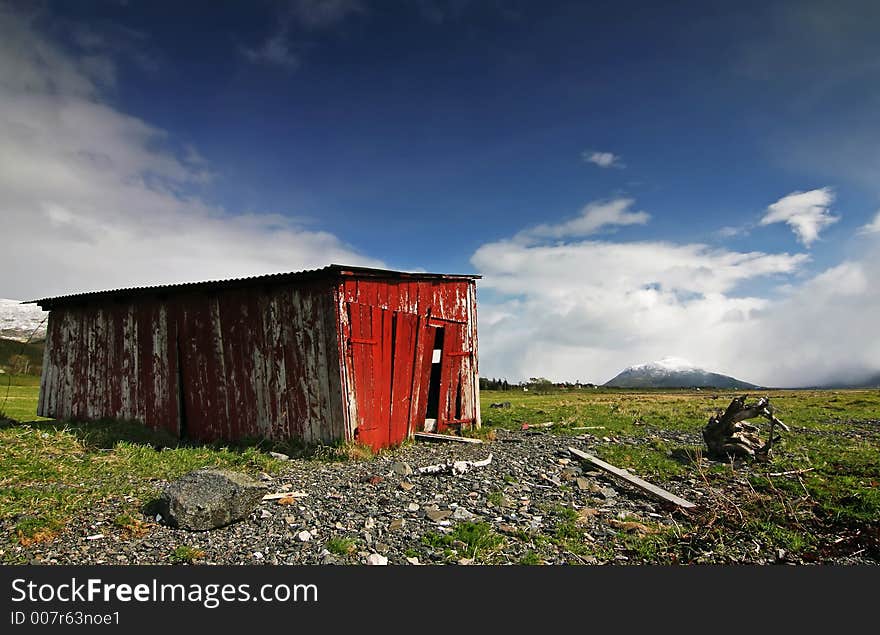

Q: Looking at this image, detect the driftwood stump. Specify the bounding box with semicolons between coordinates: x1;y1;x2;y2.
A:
702;395;789;460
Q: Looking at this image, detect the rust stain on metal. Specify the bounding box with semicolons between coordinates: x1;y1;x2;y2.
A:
32;265;480;451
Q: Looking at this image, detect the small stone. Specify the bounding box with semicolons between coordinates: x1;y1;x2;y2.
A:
599;486;618;499
284;516;297;525
576;477;591;491
458;558;474;565
85;534;104;540
558;458;571;466
367;553;388;566
297;530;312;542
269;452;290;461
407;503;420;512
253;551;264;559
389;518;405;530
260;509;272;519
426;508;452;522
452;507;476;521
399;481;415;492
259;472;273;481
406;557;421;565
391;462;413;476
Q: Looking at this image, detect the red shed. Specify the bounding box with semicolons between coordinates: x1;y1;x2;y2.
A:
31;265;481;450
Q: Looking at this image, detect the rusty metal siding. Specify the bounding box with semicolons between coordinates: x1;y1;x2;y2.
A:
338;277;480;448
38;281;345;444
36;267;476;451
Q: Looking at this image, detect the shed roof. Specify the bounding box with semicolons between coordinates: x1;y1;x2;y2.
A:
29;264;481;310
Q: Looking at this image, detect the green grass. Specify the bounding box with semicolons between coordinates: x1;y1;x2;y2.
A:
0;407;283;561
326;536;357;556
423;521;505;562
482;387;880;561
169;545;206;564
2;376;878;564
0;374;48;422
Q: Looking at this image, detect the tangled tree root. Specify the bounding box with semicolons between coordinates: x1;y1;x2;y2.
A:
703;395;789;460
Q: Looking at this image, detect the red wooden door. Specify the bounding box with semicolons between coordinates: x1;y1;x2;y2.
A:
436;321;474;433
390;311;419;443
347;303;423;449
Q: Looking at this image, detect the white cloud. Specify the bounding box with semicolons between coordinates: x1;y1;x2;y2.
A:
759;187;839;246
516;198;649;242
583;150;623;168
860;209;880;234
0;7;380;300
472;196;880;387
241;30;300;70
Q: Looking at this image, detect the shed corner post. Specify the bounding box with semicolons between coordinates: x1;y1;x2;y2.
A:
333;278;356;444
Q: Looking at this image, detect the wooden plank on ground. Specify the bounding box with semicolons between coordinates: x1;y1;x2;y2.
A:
414;431;483;444
567;447;696;509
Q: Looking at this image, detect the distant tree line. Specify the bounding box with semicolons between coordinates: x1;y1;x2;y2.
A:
480;376;598;392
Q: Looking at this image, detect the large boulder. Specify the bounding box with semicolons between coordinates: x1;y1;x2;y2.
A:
157;468;267;531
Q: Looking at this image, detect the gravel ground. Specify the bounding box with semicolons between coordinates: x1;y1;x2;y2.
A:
9;427;879;566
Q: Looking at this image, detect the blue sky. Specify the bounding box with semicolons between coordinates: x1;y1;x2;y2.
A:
2;0;879;386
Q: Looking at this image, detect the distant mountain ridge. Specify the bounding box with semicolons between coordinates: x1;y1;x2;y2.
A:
0;299;47;342
604;357;759;389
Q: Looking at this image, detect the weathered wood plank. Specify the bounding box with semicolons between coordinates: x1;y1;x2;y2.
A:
567;447;696;509
415;431;483;444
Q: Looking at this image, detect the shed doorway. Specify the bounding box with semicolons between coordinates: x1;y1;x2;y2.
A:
423;327;444;432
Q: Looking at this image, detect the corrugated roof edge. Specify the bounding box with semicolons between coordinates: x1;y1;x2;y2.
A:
27;263;481;309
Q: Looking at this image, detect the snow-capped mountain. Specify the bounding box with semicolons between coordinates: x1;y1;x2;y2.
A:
0;299;48;342
603;357;759;389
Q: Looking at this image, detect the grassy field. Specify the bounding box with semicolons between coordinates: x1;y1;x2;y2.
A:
0;374;284;553
479;387;880;560
1;375;878;563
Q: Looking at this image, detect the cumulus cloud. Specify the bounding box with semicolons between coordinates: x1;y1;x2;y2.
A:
472;197;880;387
760;187;839;246
516;198;649;242
0;7;380;300
583;150;623;168
860;210;880;234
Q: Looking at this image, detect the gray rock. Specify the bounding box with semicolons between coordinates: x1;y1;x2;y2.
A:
367;553;388;565
269;451;290;461
425;508;452;522
452;507;476;521
391;462;413;476
157;468;267;531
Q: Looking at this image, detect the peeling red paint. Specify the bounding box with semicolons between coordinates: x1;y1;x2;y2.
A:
35;266;479;451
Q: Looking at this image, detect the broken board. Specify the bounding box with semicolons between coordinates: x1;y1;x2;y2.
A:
414;431;483;444
567;447;696;509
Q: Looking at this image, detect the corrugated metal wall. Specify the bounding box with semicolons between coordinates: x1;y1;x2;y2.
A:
337;278;480;448
38;281;345;444
37;272;479;450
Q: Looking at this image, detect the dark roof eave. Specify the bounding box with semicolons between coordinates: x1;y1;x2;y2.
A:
28;263;481;310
